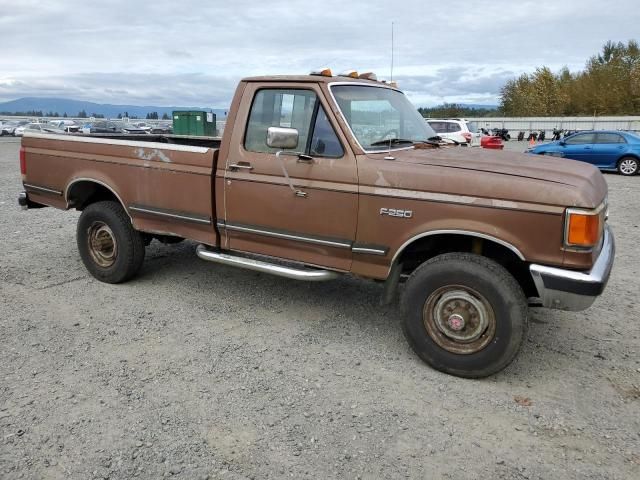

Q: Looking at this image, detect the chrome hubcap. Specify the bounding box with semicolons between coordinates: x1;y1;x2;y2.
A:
87;222;117;268
423;286;496;354
620;159;637;175
447;313;465;331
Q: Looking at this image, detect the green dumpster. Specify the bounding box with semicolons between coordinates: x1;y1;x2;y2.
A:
172;110;216;136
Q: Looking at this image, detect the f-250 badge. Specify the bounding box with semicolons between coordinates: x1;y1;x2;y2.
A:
380;207;413;218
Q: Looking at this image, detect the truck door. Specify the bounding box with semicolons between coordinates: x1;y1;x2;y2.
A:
220;83;358;271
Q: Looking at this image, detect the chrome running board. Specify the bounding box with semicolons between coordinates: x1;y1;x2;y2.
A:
196;245;341;281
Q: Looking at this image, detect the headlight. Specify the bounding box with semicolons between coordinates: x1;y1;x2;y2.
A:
564;200;607;249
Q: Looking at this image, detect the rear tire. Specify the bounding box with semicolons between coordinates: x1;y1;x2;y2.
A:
77;201;145;283
401;253;528;378
617;157;638;176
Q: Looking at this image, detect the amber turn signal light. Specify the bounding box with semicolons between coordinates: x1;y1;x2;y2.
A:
310;68;333;77
566;210;600;247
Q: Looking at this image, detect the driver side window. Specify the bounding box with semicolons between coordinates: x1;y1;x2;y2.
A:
245;88;343;158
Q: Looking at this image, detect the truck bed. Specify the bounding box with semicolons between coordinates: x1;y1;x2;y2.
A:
21;132;220;246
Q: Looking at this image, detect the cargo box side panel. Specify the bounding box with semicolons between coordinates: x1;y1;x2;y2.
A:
22;134;219;246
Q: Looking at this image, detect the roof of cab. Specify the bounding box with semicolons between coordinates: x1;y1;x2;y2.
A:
240;74;392;87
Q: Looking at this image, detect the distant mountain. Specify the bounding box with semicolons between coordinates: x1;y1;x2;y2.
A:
0;97;228;119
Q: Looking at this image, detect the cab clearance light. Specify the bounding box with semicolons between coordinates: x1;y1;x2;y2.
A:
338;69;359;78
358;72;377;81
566;210;601;247
310;68;333;77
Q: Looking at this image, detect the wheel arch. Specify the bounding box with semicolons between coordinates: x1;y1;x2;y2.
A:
383;230;537;302
392;230;525;264
65;178;130;219
617;152;640;162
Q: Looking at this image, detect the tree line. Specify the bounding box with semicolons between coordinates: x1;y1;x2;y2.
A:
1;110;171;119
500;40;640;116
417;40;639;118
418;104;499;118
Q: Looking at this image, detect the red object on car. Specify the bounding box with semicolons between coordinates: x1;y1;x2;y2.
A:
481;135;504;150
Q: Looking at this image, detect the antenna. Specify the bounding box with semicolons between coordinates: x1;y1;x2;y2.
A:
390;22;394;82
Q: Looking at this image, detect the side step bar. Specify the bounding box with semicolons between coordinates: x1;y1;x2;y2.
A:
196;245;341;281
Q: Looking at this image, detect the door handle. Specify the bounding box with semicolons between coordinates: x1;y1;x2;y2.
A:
229;163;253;171
297;154;314;164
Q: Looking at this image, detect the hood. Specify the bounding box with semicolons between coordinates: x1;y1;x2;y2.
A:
363;146;607;209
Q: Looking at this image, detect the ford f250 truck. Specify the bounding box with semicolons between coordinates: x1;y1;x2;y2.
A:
17;70;615;378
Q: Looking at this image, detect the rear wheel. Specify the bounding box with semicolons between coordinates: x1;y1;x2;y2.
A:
618;157;638;176
77;201;145;283
401;253;528;378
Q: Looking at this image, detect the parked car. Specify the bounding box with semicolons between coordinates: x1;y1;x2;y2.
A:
20;123;65;136
48;120;80;133
82;121;150;135
81;121;121;134
150;122;173;134
481;135;504;150
132;122;153;133
426;119;480;146
2;120;29;136
117;122;151;135
19;70;614;378
528;130;640;176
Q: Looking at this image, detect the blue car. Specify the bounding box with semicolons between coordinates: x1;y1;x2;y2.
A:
528;130;640;176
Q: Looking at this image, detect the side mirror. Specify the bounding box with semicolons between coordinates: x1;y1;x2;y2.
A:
266;126;298;150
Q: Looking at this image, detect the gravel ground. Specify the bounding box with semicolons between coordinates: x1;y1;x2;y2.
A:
1;137;639;480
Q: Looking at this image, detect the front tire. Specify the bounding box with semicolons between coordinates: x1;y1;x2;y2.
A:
77;201;145;283
618;157;638;176
401;253;528;378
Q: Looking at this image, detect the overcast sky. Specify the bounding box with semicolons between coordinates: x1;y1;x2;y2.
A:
0;0;638;107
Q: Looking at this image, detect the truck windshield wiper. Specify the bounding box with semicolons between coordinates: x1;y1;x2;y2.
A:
417;138;442;147
369;138;441;147
369;138;415;146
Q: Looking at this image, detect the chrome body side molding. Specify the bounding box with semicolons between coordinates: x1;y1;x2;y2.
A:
391;229;526;267
129;205;211;225
23;183;63;196
217;221;352;249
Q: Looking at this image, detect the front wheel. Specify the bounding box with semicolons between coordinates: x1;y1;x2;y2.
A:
618;157;638;176
401;253;528;378
77;201;145;283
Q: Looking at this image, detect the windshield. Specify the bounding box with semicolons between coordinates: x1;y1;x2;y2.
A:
331;84;436;151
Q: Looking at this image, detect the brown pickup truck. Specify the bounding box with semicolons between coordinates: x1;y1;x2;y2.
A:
17;71;615;378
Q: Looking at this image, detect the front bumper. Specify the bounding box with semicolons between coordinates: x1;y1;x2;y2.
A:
529;226;615;311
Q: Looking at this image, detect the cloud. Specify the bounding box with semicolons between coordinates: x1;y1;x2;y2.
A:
0;0;638;107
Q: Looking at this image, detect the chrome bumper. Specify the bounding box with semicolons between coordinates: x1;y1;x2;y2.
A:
18;191;29;210
530;226;615;311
